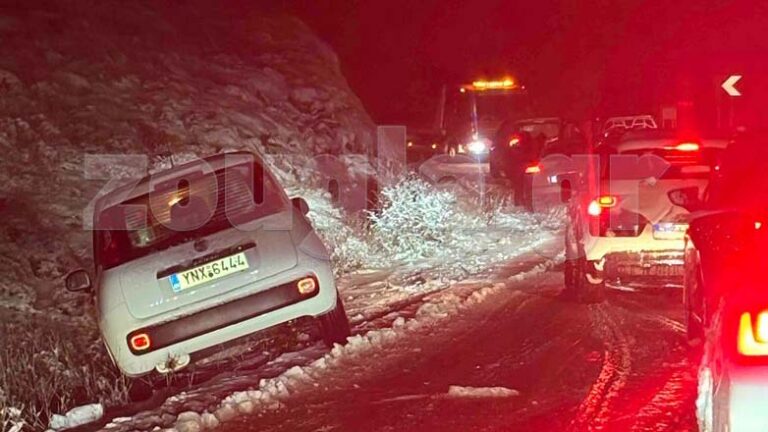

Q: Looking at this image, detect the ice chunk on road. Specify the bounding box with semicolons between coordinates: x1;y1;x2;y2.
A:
48;403;103;430
446;386;520;399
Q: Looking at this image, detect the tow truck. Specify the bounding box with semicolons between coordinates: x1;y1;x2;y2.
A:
437;77;532;161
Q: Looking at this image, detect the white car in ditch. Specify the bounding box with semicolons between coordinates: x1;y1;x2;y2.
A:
65;151;350;377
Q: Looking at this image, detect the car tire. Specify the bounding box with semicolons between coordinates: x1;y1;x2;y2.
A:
577;260;605;304
319;295;351;347
685;275;705;341
564;259;576;289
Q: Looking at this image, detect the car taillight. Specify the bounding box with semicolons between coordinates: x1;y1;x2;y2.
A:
297;277;317;295
675;142;700;152
587;195;617;216
525;164;541;174
129;333;151;352
738;311;768;356
509;136;520;147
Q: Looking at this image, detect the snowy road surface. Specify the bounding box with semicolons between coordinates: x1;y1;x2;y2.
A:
215;269;700;432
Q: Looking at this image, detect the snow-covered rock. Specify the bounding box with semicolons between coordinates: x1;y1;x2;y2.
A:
446;386;520;399
48;403;103;431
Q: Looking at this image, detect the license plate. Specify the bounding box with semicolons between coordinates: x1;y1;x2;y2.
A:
652;222;689;240
616;264;684;277
169;252;249;292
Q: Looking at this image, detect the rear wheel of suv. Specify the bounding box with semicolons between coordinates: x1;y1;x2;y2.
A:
577;260;605;303
685;276;705;341
319;296;351;347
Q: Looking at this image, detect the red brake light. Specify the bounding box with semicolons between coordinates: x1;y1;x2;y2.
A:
525;164;541;174
129;333;151;351
509;136;520;147
675;142;700;152
738;312;768;356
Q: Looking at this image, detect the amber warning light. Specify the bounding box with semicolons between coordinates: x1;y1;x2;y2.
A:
461;77;517;92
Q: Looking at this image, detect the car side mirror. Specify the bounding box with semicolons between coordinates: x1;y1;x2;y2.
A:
291;197;310;216
668;186;701;212
65;269;92;293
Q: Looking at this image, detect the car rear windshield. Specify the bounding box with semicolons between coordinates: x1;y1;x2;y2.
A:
95;161;287;270
518;122;560;140
600;147;721;180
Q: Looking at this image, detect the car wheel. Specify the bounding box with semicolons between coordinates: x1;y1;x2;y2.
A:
577;260;605;303
685;275;705;341
686;301;704;341
319;296;351;347
564;259;576;289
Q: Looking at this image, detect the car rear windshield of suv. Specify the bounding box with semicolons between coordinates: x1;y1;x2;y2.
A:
600;147;722;180
95;161;287;270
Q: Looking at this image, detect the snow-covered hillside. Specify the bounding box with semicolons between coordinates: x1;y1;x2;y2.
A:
0;1;375;313
0;3;375;429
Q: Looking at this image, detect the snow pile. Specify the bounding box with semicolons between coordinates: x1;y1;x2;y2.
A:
0;406;24;432
48;403;103;431
446;386;520;399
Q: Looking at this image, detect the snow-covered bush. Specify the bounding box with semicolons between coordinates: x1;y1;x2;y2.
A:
298;176;560;276
369;177;483;262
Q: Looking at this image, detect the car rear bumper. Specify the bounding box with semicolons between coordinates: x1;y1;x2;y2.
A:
126;276;320;356
583;227;685;262
101;263;337;377
721;366;768;431
603;250;684;282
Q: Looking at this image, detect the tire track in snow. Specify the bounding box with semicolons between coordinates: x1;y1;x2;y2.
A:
628;360;697;432
569;303;632;432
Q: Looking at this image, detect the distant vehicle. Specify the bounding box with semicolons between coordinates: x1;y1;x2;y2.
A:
64;152;350;377
564;130;728;301
405;130;443;163
602;115;658;135
490;117;589;208
521;123;589;209
490;117;562;178
681;132;768;432
439;77;532;161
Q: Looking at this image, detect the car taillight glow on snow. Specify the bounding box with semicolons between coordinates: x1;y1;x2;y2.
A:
675;142;700;152
130;333;151;351
737;311;768;356
525;164;541;174
297;277;317;295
